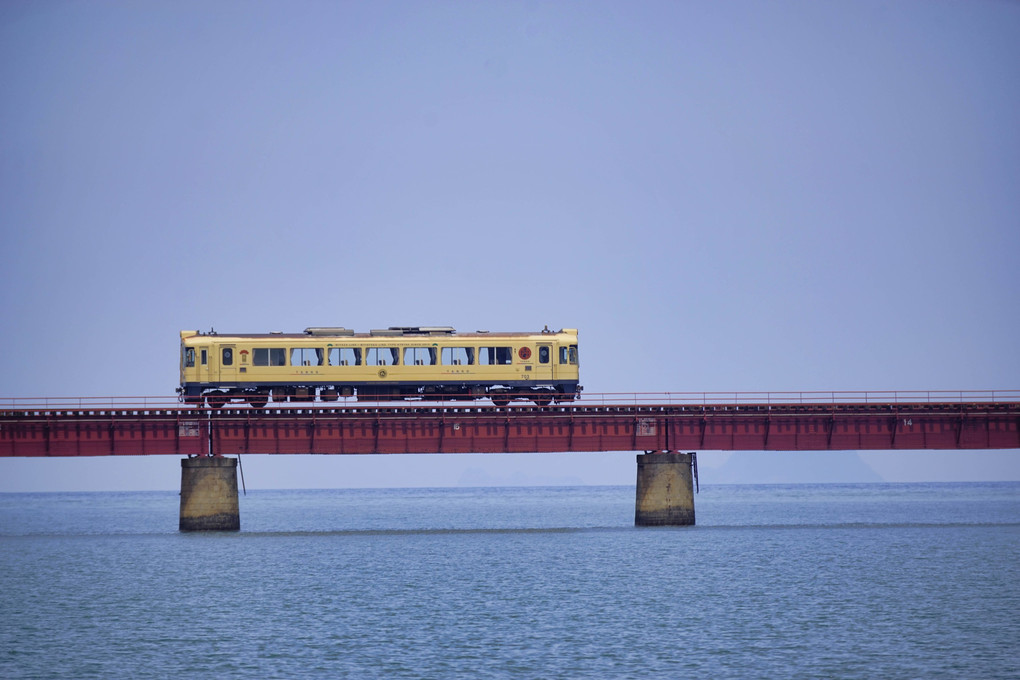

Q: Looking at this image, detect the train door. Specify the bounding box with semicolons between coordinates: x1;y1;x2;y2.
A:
195;346;211;385
218;345;237;385
536;343;554;382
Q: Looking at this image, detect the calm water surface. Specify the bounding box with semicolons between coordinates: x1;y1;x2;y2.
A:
1;483;1018;679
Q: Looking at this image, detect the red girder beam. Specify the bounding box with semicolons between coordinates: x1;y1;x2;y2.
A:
0;410;209;458
1;402;1018;457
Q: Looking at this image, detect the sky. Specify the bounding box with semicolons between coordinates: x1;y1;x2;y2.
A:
1;0;1018;491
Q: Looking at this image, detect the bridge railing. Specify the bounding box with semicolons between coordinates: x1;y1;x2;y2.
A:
0;395;186;411
575;390;1020;406
1;390;1018;413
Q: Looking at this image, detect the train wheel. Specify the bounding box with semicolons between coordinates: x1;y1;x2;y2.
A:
533;394;553;407
492;394;510;408
206;392;227;409
247;394;268;409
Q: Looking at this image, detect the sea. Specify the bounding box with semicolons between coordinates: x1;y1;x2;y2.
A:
1;483;1018;679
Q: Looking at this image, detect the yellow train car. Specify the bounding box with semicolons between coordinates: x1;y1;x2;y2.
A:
179;326;580;407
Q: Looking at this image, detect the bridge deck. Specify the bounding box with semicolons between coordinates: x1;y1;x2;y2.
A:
2;393;1018;456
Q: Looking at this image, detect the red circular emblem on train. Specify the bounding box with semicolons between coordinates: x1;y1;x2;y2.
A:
518;347;532;360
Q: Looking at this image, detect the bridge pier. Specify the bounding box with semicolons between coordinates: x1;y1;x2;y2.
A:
179;457;240;531
635;452;696;526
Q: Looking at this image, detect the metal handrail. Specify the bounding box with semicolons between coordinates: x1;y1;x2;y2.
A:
2;390;1018;412
575;390;1020;406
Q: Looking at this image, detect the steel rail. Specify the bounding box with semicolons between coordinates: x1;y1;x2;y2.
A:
2;402;1019;422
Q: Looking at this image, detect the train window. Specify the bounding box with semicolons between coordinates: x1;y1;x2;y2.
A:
366;347;400;366
253;348;287;366
441;347;474;366
558;346;579;365
570;345;578;364
222;348;233;366
201;349;207;366
479;347;513;365
404;347;437;366
184;348;195;368
538;346;550;364
291;348;324;367
328;347;361;366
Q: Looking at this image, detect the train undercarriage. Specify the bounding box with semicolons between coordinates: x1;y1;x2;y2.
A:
181;383;581;409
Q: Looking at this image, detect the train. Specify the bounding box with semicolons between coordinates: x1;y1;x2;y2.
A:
178;326;581;408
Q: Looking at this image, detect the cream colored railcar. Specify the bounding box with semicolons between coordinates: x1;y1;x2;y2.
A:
179;326;580;407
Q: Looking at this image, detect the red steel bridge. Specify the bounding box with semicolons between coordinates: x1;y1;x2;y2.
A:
2;391;1018;458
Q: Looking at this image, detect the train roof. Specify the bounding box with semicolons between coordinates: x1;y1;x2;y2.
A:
181;327;577;341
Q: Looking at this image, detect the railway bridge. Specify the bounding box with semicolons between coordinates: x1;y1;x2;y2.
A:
3;391;1018;529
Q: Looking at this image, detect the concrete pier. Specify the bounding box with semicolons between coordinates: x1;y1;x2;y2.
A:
635;452;696;526
179;457;240;531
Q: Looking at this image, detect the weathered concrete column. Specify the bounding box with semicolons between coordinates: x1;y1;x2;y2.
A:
180;457;240;531
635;452;696;526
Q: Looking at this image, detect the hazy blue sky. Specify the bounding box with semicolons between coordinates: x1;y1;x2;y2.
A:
2;1;1018;491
